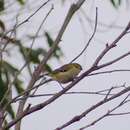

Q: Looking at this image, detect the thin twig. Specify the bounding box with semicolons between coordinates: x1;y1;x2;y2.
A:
0;62;27;107
3;78;52;109
15;85;126;101
23;4;54;77
0;0;51;59
79;93;130;130
92;21;130;67
70;7;98;63
5;0;51;35
54;86;130;130
104;87;114;101
88;69;130;76
97;51;130;69
4;86;130;129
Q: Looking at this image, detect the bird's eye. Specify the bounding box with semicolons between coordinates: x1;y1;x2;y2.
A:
61;69;67;72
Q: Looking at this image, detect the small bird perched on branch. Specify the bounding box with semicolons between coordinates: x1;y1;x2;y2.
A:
46;63;82;84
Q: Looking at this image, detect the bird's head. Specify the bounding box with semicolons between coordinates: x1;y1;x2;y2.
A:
72;63;82;71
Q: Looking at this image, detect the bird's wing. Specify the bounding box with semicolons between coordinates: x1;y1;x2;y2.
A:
53;64;70;73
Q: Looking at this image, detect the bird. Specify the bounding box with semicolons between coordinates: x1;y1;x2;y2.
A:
47;63;82;84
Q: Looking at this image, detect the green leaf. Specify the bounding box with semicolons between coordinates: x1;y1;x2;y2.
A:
45;32;54;47
14;78;24;94
3;119;9;130
0;73;15;119
0;61;18;76
0;19;5;31
0;72;7;101
27;48;40;63
0;0;4;12
29;48;47;63
19;45;48;64
6;104;15;119
44;64;52;73
16;0;25;5
45;31;64;59
110;0;122;8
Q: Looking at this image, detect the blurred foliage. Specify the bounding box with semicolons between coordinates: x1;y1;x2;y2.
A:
0;32;63;128
110;0;122;8
0;60;24;100
0;0;25;13
0;19;5;31
0;0;4;12
0;63;16;119
17;0;25;5
0;0;64;125
0;30;63;121
45;32;64;60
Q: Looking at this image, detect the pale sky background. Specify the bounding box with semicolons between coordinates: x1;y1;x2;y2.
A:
2;0;130;130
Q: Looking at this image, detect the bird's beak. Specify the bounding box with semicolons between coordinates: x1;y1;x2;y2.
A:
80;66;83;70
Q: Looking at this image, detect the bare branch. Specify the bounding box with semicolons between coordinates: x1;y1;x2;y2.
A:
92;21;130;67
23;4;54;77
4;85;130;130
5;0;51;34
54;86;130;130
97;51;130;69
79;111;110;130
14;85;126;101
109;112;130;116
70;7;98;63
79;93;130;130
104;87;114;101
88;69;130;76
